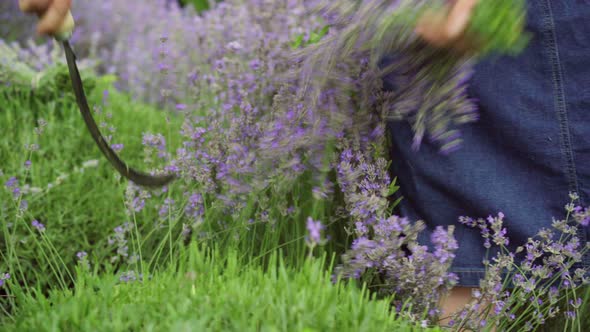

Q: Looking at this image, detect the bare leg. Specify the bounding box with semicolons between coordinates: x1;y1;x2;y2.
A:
438;287;496;331
438;287;475;327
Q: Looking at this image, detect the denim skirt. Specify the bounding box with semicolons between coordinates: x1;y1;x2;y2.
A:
385;1;590;287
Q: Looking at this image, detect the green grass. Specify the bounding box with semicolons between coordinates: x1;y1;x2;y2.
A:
0;72;185;293
3;243;435;332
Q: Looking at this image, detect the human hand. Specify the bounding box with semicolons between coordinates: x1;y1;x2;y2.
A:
415;0;480;54
18;0;74;37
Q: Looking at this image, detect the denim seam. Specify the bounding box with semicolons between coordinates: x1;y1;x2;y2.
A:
541;1;579;198
541;1;589;268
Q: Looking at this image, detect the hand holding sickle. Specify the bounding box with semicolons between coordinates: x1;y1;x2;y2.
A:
19;0;176;188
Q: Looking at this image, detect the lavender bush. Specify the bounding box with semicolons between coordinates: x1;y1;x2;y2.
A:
0;1;36;42
66;0;324;107
444;196;589;331
2;0;225;106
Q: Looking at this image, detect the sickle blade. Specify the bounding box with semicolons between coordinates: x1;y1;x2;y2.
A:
62;40;175;187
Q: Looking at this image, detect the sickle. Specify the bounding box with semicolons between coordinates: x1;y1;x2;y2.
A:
55;11;175;188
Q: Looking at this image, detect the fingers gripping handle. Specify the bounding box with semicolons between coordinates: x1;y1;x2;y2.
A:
54;9;75;41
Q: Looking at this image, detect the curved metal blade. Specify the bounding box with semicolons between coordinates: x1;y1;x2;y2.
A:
62;40;175;187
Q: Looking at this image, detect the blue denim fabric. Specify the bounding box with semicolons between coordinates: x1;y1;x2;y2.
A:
384;1;590;287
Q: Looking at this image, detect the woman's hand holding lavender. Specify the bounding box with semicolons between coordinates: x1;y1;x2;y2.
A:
415;0;479;54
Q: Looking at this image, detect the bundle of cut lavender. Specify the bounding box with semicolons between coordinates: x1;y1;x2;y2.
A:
287;0;529;153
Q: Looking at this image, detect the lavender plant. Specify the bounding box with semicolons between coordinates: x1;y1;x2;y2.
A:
1;0;211;106
444;195;589;331
333;143;460;320
0;1;36;42
62;0;324;107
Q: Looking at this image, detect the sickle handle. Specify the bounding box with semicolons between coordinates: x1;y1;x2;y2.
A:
54;9;75;41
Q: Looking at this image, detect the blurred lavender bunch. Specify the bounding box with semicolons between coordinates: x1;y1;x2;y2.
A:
288;0;529;153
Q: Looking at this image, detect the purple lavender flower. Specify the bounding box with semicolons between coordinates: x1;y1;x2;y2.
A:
5;176;21;199
119;270;138;283
107;222;134;264
111;143;124;152
76;251;88;260
565;311;576;319
5;177;17;189
31;220;45;232
431;226;458;264
306;217;324;246
159;198;175;218
0;273;9;287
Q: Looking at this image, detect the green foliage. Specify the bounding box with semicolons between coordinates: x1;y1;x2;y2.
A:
0;47;100;102
0;68;184;304
467;0;531;56
291;25;331;49
179;0;221;13
2;244;438;332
